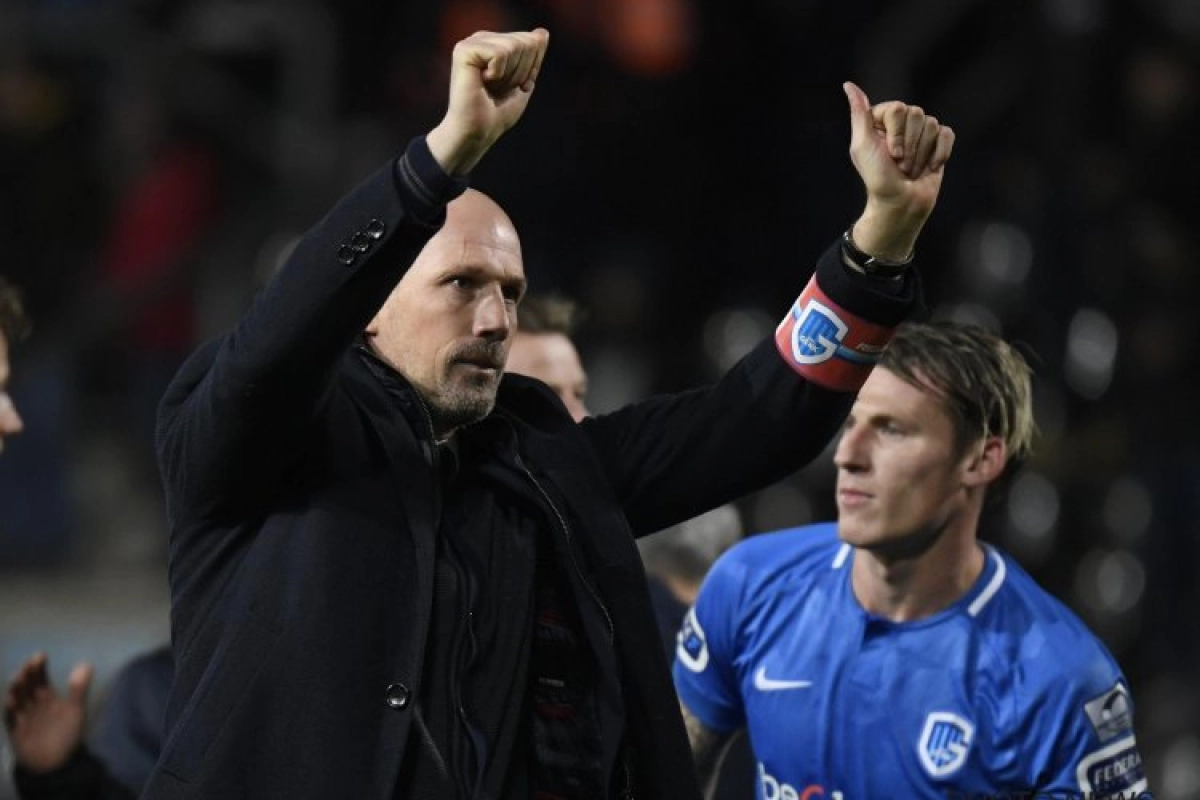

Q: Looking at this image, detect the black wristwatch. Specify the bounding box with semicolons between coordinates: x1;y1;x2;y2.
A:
840;228;913;279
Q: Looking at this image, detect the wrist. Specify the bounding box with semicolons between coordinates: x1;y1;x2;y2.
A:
852;198;932;259
425;121;493;177
841;227;911;279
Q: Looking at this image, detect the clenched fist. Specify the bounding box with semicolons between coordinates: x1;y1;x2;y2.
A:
427;29;551;177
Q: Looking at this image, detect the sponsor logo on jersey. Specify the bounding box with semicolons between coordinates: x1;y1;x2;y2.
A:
918;712;975;778
942;791;1151;799
1076;737;1148;797
790;299;849;365
676;607;709;672
758;763;842;800
1083;682;1133;742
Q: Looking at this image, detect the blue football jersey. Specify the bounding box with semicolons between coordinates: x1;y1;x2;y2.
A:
673;523;1149;800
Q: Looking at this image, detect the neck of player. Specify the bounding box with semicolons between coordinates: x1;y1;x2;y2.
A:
850;525;987;623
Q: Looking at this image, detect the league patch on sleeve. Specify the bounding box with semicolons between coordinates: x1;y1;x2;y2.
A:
1076;737;1148;798
1084;682;1134;742
774;276;897;392
676;607;710;673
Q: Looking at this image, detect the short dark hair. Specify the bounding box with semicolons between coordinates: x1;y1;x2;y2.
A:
0;277;30;346
517;294;582;336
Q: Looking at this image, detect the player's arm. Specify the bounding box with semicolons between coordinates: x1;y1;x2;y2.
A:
582;83;954;535
673;551;753;799
1023;643;1149;798
681;700;740;800
1039;682;1148;798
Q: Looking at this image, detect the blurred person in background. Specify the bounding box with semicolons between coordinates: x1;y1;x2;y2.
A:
144;16;946;797
676;321;1149;799
78;71;229;512
507;292;589;422
3;648;170;800
638;505;743;659
2;275;156;800
0;277;28;451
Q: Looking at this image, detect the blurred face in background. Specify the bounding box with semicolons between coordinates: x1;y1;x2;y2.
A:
507;331;589;421
0;333;24;453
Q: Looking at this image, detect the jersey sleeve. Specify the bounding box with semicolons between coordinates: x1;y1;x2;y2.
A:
672;548;750;734
1029;656;1150;798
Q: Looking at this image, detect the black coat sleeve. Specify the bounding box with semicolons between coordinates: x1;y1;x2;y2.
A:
580;239;921;535
13;748;134;800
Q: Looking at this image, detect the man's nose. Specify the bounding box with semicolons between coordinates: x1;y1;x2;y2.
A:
474;286;513;339
0;393;23;437
833;425;866;472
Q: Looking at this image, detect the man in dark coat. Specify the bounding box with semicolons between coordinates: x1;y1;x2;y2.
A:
144;28;954;800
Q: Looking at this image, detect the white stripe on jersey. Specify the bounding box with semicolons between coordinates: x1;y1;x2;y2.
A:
968;546;1007;617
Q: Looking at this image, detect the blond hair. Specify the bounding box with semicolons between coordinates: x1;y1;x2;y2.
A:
517;294;582;336
881;321;1035;463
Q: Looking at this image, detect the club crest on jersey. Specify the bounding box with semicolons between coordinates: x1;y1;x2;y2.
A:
676;608;710;673
790;299;848;365
917;712;974;778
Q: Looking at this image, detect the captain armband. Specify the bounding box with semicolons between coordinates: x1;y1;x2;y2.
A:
774;276;899;392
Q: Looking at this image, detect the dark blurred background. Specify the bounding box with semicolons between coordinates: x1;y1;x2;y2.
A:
1;0;1197;796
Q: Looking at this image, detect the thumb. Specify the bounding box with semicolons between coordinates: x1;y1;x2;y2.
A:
843;81;872;146
66;663;93;707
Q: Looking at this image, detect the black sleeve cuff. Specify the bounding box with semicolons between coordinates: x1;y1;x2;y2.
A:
392;136;470;227
812;238;924;327
12;746;134;800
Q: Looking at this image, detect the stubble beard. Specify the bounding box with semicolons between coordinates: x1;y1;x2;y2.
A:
425;372;500;439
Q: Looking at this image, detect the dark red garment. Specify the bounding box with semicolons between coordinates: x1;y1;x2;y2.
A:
99;141;219;350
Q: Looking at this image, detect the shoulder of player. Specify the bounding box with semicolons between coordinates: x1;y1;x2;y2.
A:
976;552;1124;696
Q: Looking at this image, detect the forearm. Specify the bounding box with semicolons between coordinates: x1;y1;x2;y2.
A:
585;235;920;534
681;703;736;800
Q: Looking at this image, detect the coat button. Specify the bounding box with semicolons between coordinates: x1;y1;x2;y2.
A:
365;218;385;240
337;245;356;265
350;232;370;253
385;683;410;709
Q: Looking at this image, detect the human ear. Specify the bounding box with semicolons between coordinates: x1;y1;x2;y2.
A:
963;436;1006;488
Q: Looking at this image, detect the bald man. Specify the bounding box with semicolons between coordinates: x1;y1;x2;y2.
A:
149;26;949;800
